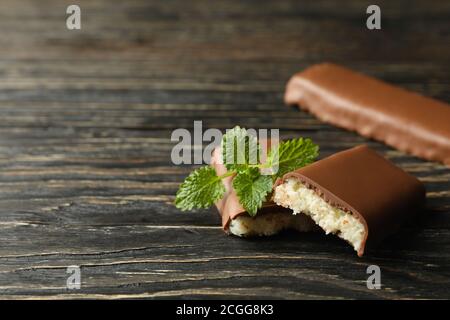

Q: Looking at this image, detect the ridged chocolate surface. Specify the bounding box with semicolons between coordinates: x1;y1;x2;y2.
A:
285;63;450;166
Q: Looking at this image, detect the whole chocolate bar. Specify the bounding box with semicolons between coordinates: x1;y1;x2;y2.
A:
210;146;316;237
273;145;425;256
285;63;450;166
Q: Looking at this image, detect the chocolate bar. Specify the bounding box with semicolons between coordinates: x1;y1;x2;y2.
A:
273;145;425;256
210;146;316;237
285;63;450;166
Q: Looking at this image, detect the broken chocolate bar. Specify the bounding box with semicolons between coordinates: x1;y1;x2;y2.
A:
285;63;450;166
210;146;316;237
273;145;425;256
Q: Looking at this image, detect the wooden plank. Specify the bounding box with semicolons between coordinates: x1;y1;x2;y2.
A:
0;0;448;299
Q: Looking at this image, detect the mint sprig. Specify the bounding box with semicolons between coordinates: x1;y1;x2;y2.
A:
175;126;319;215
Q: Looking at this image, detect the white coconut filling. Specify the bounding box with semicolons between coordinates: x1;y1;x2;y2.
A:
229;210;315;237
273;178;365;253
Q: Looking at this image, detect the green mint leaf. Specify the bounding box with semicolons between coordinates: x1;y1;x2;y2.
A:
175;166;225;211
232;168;273;216
267;137;319;178
221;126;259;173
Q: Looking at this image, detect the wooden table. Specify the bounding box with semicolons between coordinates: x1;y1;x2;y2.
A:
0;0;449;299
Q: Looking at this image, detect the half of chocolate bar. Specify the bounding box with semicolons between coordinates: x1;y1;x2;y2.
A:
210;146;317;237
273;145;425;256
285;63;450;166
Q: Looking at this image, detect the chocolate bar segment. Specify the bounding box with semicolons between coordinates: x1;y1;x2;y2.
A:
210;146;316;236
273;145;425;256
285;63;450;166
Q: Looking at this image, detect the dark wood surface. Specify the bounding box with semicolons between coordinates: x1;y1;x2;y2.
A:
0;0;449;299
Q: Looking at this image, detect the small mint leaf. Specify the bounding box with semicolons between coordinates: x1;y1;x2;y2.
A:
175;166;225;211
221;126;259;173
267;137;319;178
232;168;273;216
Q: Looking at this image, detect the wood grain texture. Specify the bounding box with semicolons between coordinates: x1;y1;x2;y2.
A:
0;0;449;299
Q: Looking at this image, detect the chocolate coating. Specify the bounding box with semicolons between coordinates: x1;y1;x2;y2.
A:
285;63;450;166
275;145;426;256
